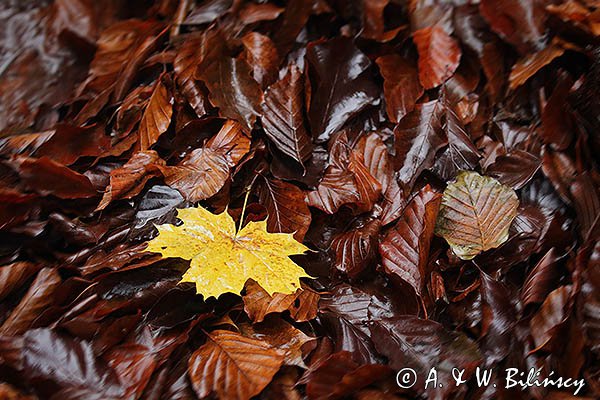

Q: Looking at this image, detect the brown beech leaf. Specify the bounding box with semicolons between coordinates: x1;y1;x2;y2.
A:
486;150;541;190
259;177;312;241
521;248;562;307
158;120;250;202
15;157;97;199
197;38;262;131
435;171;519;260
0;268;61;336
570;172;600;240
394;99;447;190
376;54;423;123
433;97;480;180
354;132;393;192
35;124;111;165
479;0;546;53
379;185;441;296
509;43;566;90
380;179;408;226
139;76;173;150
541;73;574;150
530;285;572;351
0;262;42;301
304;351;390;400
239;3;284;25
173;32;210;117
187;329;285;400
261;65;313;165
243;279;319;323
331;219;381;279
239;318;315;367
242;32;279;89
413;26;461;89
308;136;381;214
97;151;165;210
306;37;379;142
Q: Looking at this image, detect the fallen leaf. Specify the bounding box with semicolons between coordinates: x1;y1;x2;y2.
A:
139;75;173;150
379;185;441;296
146;205;310;298
261;65;313;165
376;54;423;123
331;219;381;279
243;280;319;323
435;171;519;260
413;26;461;89
306;37;379;142
158;120;250;202
188;329;285;400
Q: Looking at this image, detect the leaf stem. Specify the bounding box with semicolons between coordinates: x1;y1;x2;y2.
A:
237;188;251;236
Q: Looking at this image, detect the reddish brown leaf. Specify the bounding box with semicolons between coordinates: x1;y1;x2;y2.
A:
304;351;390;400
139;76;173;150
486;150;541;190
521;248;562;307
158;120;250;202
376;54;423;123
242;32;279;90
239;318;315;367
243;280;319;323
331;219;381;279
261;65;313;165
0;262;42;302
541;73;575;150
479;0;546;53
196;36;262;131
0;268;61;336
239;3;284;25
308;137;381;214
509;43;566;90
394;99;447;190
354;132;393;192
173;32;210;117
188;330;285;400
530;285;572;351
15;157;97;199
259;177;312;241
413;26;461;89
97;151;165;210
35;124;111;165
379;185;441;296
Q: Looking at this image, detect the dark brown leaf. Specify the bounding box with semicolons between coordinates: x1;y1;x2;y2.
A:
242;32;279;90
259;177;312;241
394;99;446;190
261;65;313;165
331;219;381;279
379;185;441;296
306;38;379;142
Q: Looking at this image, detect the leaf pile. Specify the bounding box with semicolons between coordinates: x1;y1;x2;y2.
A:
1;0;599;399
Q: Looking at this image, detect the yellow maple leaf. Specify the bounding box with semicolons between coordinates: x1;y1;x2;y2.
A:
146;206;311;299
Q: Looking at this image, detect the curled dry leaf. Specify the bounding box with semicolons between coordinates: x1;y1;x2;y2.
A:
413;26;461;89
188;329;285;400
379;185;441;296
146;206;310;298
435;171;519;260
158;120;250;202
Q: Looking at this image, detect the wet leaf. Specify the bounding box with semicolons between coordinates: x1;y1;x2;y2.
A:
261;65;313;166
376;54;423;123
188;329;284;400
379;185;441;296
306;38;379;142
139;76;173;150
146;205;310;298
413;26;461;89
435;171;519;260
